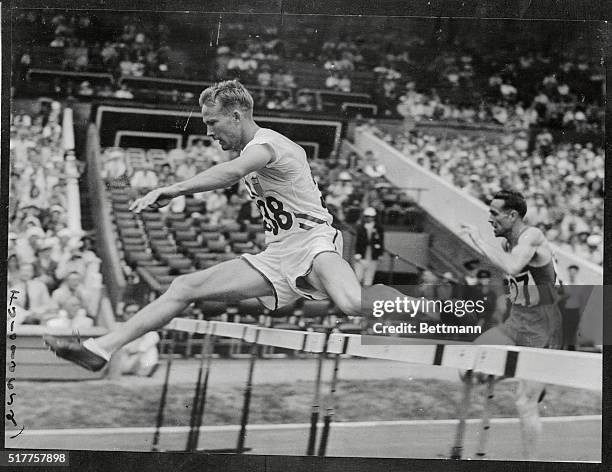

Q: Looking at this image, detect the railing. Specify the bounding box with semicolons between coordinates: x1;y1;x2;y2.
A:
86;124;127;310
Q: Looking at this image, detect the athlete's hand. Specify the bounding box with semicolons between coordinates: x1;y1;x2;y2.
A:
129;188;173;213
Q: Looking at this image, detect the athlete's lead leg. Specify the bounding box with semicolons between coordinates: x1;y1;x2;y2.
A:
309;252;408;317
45;259;273;370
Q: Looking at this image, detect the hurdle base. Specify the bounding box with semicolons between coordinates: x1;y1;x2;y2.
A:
450;446;463;460
196;447;253;454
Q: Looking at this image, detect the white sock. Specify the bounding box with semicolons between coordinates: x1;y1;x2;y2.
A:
83;338;111;361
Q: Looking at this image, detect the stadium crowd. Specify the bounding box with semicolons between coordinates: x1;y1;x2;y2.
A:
14;11;172;79
14;11;603;135
8;101;102;328
358;122;604;266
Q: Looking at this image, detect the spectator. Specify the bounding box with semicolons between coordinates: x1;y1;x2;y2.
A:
56;244;89;280
9;263;53;325
168;144;187;168
338;74;352;93
325;171;354;215
15;226;46;265
325;71;341;91
130;167;158;190
524;192;551;226
353;207;384;286
175;155;198;181
257;63;272;87
78;81;94;96
51;271;92;322
7;252;20;282
34;241;60;291
205;189;229;224
360;150;386;179
101;151;127;181
559;264;591;350
46;295;93;329
114;83;134;99
586;234;603;265
50;228;74;264
114;303;160;377
157;163;174;187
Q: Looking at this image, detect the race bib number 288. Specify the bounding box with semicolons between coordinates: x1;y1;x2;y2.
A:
256;196;293;235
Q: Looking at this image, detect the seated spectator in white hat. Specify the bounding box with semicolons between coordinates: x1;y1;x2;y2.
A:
130;167;159;191
114;303;160;377
114;83;134;99
560;208;590;240
326;171;354;209
46;295;93;330
15;226;46;265
204;189;228;225
9;263;53;325
524;192;551;226
78;81;94;96
257;63;272;87
101;151;127;181
49;227;74;263
586;234;603;265
51;271;91;320
166;144;186;168
175;154;199;181
360;150;386;179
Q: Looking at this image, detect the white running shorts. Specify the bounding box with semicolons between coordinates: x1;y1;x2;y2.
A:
241;224;343;310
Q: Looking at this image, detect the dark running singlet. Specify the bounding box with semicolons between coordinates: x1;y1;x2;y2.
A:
504;227;559;307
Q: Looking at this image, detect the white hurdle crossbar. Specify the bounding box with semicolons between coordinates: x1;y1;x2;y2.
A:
166;319;602;391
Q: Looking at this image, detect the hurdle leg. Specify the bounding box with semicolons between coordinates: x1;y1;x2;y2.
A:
318;352;342;457
151;330;176;452
236;331;260;454
186;331;214;451
186;333;206;451
306;352;324;456
475;374;496;459
450;369;474;459
191;332;216;451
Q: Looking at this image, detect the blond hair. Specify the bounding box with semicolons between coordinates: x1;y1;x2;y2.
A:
199;80;254;114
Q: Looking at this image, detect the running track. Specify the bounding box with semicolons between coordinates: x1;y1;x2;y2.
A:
6;416;601;462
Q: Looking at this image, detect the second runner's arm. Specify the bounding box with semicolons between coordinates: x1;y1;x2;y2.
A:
464;226;542;276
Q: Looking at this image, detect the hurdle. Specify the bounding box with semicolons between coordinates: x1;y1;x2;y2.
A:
163;318;601;457
186;323;216;452
151;330;176;452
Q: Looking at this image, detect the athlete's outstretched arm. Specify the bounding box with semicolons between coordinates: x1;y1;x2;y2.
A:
461;225;542;275
130;144;272;213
